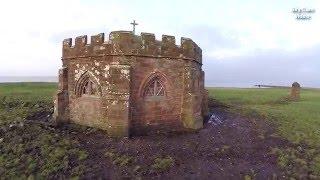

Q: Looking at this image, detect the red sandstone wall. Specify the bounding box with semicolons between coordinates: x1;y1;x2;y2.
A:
54;31;205;136
129;57;187;134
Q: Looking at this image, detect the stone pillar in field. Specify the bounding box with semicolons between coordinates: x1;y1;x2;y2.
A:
104;64;131;137
290;82;301;101
53;67;69;124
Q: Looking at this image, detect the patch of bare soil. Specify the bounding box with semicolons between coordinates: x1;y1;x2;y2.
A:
23;98;292;179
41;102;292;179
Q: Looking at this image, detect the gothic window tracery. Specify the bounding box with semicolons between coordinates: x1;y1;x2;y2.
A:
75;72;100;97
143;77;165;97
81;79;98;96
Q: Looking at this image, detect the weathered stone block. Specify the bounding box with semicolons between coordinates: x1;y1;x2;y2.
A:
53;90;69;124
290;82;301;101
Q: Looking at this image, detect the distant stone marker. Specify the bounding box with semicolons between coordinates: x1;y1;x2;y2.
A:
290;82;301;100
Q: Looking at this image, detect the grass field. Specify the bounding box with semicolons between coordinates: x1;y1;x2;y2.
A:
1;83;320;178
208;87;320;176
0;83;90;178
0;82;56;126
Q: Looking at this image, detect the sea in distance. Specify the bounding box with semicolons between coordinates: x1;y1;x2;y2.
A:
0;76;318;88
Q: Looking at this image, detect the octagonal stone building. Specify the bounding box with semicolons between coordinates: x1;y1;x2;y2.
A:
53;31;208;137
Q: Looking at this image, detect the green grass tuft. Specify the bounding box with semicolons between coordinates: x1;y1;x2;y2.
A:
151;156;174;172
105;150;135;167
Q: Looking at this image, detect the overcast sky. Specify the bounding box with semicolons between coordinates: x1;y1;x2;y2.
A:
0;0;319;87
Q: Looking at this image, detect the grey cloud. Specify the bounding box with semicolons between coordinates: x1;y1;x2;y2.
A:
49;27;109;45
181;25;241;52
204;46;320;88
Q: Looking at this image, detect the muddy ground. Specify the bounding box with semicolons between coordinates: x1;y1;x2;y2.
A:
28;100;294;180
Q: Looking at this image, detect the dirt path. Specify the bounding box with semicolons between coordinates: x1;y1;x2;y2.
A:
55;106;290;179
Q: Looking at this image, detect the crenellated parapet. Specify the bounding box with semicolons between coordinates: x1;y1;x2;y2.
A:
62;31;202;64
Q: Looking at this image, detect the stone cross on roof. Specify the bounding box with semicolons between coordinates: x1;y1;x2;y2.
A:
130;20;138;34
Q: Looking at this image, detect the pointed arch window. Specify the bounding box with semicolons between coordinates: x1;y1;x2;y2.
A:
143;77;165;97
75;72;100;97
